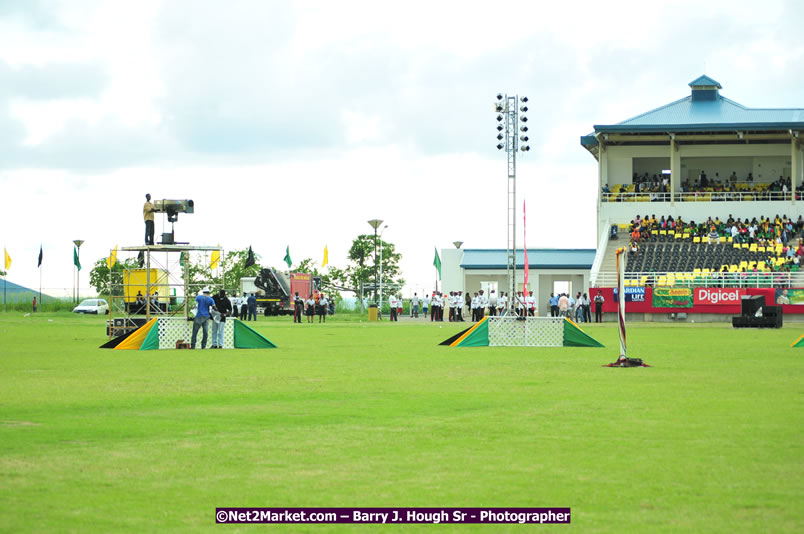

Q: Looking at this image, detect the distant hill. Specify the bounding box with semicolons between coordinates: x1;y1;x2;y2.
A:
0;279;56;301
0;279;36;293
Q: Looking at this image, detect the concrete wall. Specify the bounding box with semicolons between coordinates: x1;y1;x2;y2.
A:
440;248;464;293
599;199;798;230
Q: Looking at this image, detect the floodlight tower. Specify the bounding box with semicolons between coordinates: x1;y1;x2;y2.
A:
495;93;530;315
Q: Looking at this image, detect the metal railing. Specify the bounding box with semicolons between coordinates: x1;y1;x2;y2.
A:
591;271;800;288
602;191;794;202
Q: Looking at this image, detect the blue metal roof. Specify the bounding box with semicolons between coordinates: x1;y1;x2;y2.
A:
582;75;804;139
460;249;596;270
688;75;722;88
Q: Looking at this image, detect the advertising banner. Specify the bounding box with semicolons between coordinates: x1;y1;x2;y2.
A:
775;288;804;305
652;287;693;308
694;288;743;306
613;286;645;302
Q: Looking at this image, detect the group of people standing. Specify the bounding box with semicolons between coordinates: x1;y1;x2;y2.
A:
548;291;605;323
293;292;334;323
232;293;258;321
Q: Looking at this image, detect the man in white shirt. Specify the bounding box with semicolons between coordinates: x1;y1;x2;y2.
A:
478;290;488;320
488;290;498;316
525;291;536;316
470;293;479;321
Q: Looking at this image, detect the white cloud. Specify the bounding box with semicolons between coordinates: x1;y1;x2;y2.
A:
1;0;803;297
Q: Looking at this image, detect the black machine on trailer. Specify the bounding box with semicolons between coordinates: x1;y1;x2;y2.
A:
252;268;320;316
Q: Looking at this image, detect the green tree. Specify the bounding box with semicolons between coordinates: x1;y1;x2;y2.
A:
326;234;404;309
89;257;140;296
186;248;263;294
222;248;263;293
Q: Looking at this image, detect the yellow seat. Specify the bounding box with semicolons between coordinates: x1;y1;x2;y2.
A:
693;236;701;243
758;246;766;253
744;195;754;201
749;244;757;252
693;268;702;274
668;230;675;235
659;230;667;236
719;236;727;243
758;261;767;270
741;243;749;249
733;243;741;249
727;236;733;243
683;233;690;239
675;233;682;239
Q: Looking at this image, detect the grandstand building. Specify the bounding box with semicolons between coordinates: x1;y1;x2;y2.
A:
581;75;802;241
441;76;803;321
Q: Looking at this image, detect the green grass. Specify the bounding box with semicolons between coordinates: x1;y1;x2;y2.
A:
0;312;801;533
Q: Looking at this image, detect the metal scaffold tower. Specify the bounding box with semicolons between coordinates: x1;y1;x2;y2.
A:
494;93;530;314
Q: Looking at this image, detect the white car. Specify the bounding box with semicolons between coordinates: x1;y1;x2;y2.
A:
72;299;109;315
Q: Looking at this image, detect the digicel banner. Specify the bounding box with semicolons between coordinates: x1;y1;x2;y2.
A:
694;288;743;306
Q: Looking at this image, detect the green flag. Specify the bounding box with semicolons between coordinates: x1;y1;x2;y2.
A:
283;246;292;269
433;247;441;280
73;247;81;271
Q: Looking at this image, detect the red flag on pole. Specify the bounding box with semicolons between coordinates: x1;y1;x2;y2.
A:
523;199;529;293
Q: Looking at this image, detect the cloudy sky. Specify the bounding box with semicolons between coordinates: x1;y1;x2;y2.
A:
1;0;803;297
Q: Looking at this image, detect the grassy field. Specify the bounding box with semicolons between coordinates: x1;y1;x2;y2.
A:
0;312;801;533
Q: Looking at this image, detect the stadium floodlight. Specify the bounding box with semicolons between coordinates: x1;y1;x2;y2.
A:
493;92;531;316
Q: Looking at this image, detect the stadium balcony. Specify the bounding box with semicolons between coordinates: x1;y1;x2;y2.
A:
602;183;794;203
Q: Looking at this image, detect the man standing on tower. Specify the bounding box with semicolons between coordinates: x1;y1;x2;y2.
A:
143;193;155;245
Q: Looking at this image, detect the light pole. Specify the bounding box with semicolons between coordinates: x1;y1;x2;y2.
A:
379;224;388;316
494;93;530;315
367;219;383;303
73;239;84;303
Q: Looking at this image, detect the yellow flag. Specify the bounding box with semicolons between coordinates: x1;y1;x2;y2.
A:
210;249;220;270
322;245;329;267
3;248;10;271
106;246;118;269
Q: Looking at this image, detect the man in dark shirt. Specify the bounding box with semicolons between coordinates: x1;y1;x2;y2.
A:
211;289;232;348
247;293;257;321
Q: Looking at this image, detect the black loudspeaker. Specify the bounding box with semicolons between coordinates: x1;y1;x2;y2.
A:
762;305;783;328
741;295;765;317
